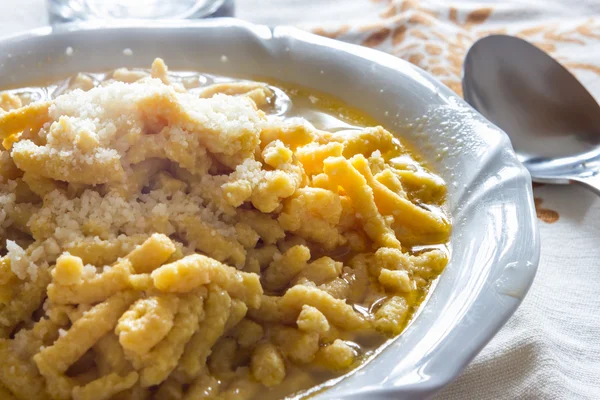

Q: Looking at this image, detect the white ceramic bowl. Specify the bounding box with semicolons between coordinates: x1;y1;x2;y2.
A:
0;19;540;399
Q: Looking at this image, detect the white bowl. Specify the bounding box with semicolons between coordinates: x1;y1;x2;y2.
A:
0;19;540;399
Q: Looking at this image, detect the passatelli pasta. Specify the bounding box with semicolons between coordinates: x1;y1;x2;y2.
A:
0;58;450;400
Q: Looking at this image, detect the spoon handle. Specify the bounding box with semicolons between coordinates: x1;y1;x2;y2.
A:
570;174;600;196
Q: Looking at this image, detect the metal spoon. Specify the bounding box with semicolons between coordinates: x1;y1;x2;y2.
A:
463;34;600;195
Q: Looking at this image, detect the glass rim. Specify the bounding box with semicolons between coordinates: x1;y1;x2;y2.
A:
49;0;230;21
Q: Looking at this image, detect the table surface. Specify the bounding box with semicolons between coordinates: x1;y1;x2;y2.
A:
1;1;599;399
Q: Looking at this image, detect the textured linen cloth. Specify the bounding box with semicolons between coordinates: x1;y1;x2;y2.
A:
1;1;600;399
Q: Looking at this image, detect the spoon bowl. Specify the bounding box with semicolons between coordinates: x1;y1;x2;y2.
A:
463;34;600;194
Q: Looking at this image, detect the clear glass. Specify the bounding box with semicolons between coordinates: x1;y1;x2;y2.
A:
48;0;234;23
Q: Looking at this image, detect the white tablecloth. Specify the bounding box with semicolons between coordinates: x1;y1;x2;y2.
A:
1;1;599;399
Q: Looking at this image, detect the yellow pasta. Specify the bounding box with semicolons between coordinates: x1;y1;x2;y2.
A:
47;260;133;304
111;68;149;83
317;276;351;300
295;142;344;176
236;210;285;245
333;126;395;158
0;340;48;400
0;101;50;140
150;171;188;193
224;299;248;332
197;81;274;108
12;140;125;185
22;171;62;197
351;154;450;244
126;234;177;273
34;291;138;375
116;295;179;356
94;334;132;376
271;326;319;364
392;168;446;203
177;285;231;380
375;168;405;194
262;245;310;291
315;339;357;370
0;59;450;399
251;343;286;386
295;256;342;286
138;293;204;387
234;222;260;249
323;156;401;249
260;119;317;150
151;255;213;293
262;140;293;169
281;285;369;331
374;296;410;335
250;168;303;213
297;305;330;334
151;254;262;308
378;268;412;293
34;291;137;399
208;337;238;377
231;319;264;348
278;188;345;250
150;58;174;87
12;317;62;357
246;294;296;325
0;92;22;112
177;215;246;268
245;245;279;273
52;253;84;285
64;235;149;266
0;257;15;285
0;268;51;337
345;254;371;304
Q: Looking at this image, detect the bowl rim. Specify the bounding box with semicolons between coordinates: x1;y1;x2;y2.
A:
0;18;541;399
